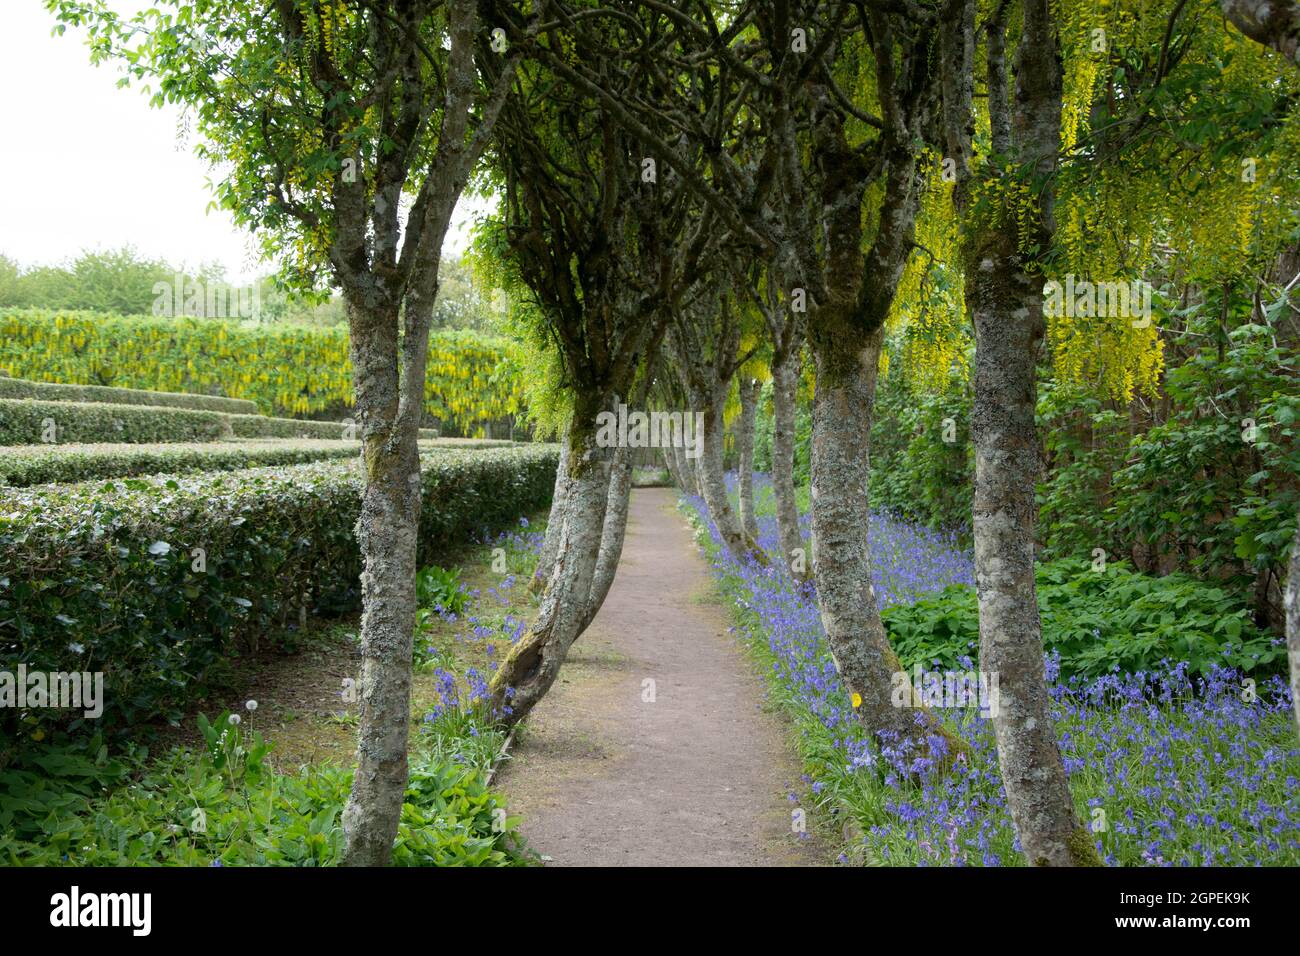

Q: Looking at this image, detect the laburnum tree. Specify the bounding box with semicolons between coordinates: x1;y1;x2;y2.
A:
47;0;527;865
479;4;722;726
939;0;1099;868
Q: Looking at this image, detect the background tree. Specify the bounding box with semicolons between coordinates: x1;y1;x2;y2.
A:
48;0;525;865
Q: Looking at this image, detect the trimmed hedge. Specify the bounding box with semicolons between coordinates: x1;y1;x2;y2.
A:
0;438;522;487
228;414;442;441
0;444;559;736
0;308;525;429
0;398;443;447
0;376;258;415
0;398;230;445
0;440;361;487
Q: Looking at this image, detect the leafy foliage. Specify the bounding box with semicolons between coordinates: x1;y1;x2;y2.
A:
0;438;514;488
0;726;526;866
0;397;229;445
0;445;559;739
0;375;256;414
880;559;1282;681
416;565;468;615
1;309;526;432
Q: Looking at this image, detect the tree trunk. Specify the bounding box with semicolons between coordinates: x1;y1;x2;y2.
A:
698;392;762;562
770;346;804;577
1286;513;1300;734
532;421;572;592
489;409;611;726
581;445;633;630
1219;0;1300;66
341;302;424;867
736;377;761;542
963;0;1097;866
969;243;1094;865
810;332;960;763
661;443;684;489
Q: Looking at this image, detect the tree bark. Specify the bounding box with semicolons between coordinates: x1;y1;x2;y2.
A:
488;408;611;726
697;389;763;562
958;0;1097;866
1286;513;1300;734
810;332;960;764
581;444;633;630
736;377;761;542
341;294;427;867
1220;0;1300;66
661;443;685;489
770;345;804;577
531;420;572;592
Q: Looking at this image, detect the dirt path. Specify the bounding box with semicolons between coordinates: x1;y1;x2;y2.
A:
496;487;825;866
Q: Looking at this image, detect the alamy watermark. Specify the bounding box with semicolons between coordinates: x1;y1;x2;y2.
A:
1043;275;1152;328
0;665;104;718
152;275;261;320
595;404;705;459
890;664;999;718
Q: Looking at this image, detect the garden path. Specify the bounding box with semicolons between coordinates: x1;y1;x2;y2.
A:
495;487;825;866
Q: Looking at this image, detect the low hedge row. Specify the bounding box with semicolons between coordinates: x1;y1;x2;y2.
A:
227;414;441;441
0;397;444;447
0;444;559;737
0;376;258;415
0;438;520;487
0;440;362;487
0;398;230;445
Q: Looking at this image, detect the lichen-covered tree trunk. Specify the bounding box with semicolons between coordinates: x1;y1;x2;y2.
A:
969;245;1094;865
661;443;685;489
698;392;762;562
770;347;804;577
963;0;1096;867
488;414;611;726
736;377;761;542
341;301;424;867
810;332;956;760
581;444;633;630
1286;514;1300;733
531;421;572;592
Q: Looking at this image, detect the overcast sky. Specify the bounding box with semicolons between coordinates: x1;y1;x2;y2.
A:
0;2;489;284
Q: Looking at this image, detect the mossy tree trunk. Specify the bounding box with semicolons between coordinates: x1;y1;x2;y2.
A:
942;0;1098;865
736;376;761;542
1286;514;1300;734
490;397;612;725
532;421;572;593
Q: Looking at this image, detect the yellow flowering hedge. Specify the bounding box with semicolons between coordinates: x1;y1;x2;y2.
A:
0;309;526;433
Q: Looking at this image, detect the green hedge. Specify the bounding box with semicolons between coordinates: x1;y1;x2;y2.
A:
0;398;443;447
0;398;230;445
0;376;258;415
0;445;559;737
0;440;362;487
227;414;441;441
0;438;521;487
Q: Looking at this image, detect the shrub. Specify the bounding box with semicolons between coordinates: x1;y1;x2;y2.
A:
0;398;230;445
0;732;526;866
0;444;559;738
0;375;257;414
880;558;1282;681
0;308;525;431
0;440;363;487
228;414;441;441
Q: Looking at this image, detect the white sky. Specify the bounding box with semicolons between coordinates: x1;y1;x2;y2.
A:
0;2;491;284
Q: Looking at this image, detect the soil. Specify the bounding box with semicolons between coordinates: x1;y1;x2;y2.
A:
496;487;827;867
